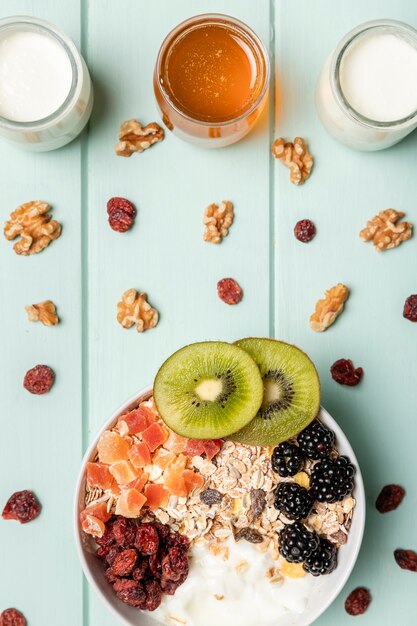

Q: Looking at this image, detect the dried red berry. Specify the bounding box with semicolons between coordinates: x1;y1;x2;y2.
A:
394;549;417;572
113;517;137;547
403;294;417;322
132;559;148;581
0;608;26;626
217;278;243;305
2;490;41;524
345;587;371;616
330;359;363;386
112;548;138;576
145;579;162;611
135;523;159;555
23;364;55;395
376;484;405;513
294;219;316;243
108;209;134;233
107;197;136;218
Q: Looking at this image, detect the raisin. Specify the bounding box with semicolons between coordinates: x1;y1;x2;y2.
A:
294;219;316;243
250;488;266;519
23;364;54;395
145;579;163;611
345;587;371;615
376;484;405;513
135;523;159;555
113;517;137;547
107;197;136;219
0;608;26;626
112;548;138;576
199;489;223;506
330;359;363;386
403;294;417;322
394;549;417;572
235;528;264;544
2;490;41;524
217;278;243;305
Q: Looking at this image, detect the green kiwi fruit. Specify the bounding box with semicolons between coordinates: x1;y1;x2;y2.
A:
229;338;320;445
153;341;264;439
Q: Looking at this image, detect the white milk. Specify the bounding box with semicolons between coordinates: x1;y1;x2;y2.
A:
0;30;73;122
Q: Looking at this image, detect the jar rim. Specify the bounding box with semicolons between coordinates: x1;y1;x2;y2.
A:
330;19;417;130
0;15;81;130
154;12;270;128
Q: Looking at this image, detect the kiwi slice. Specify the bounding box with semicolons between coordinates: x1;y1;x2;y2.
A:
153;341;263;440
229;338;320;446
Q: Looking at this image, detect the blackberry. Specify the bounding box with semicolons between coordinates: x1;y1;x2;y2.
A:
297;420;335;459
271;443;305;477
310;455;355;503
274;482;313;521
303;537;337;576
278;522;319;563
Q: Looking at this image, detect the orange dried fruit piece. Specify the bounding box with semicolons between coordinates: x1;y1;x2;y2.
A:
184;439;206;457
109;460;140;485
81;514;105;538
153;448;176;470
128;442;151;468
164;430;188;454
142;422;168;452
80;500;111;524
97;431;130;464
164;467;188;497
183;469;204;494
118;406;153;436
115;488;147;518
203;439;222;460
126;470;148;493
86;462;114;490
144;484;170;510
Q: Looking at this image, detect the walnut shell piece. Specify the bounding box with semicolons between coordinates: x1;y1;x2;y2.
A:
310;283;349;332
203;200;234;244
115;119;165;157
271;137;313;185
359;208;412;251
25;300;59;326
117;288;159;332
3;200;61;256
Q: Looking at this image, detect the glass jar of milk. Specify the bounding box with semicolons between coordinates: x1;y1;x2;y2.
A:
316;20;417;151
0;16;93;151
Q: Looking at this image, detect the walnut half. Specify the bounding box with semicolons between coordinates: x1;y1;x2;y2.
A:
4;200;61;256
117;288;159;332
203;200;234;244
360;208;412;251
310;283;349;332
115;119;164;157
271;137;313;185
25;300;59;326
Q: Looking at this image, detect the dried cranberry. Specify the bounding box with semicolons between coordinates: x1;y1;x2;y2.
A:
294;219;316;243
345;587;371;615
165;532;189;551
113;578;137;593
105;567;118;584
132;559;149;581
95;521;116;548
376;484;405;513
330;359;363;386
403;294;417;322
23;364;54;395
115;581;147;608
145;579;163;611
135;523;159;555
394;549;417;572
149;551;162;577
112;548;138;576
217;278;243;305
108;209;134;233
107;197;136;218
152;521;171;541
2;490;41;524
0;608;26;626
112;517;137;547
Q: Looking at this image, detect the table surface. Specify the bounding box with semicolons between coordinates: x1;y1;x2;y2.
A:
1;1;417;624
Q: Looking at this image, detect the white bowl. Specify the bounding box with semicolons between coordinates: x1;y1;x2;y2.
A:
74;384;365;626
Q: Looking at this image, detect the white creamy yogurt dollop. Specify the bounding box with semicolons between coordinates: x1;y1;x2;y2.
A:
152;539;315;626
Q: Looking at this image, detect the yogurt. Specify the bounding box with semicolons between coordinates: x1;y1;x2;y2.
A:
153;539;315;626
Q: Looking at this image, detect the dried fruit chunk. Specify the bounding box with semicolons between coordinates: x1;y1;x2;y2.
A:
118;406;153;435
97;431;130;464
394;549;417;572
330;359;363;386
360;208;412;251
0;608;27;626
25;300;58;326
272;137;313;185
164;430;188;454
81;514;106;538
202;439;222;460
294;219;316;243
3;200;61;255
135;523;160;555
23;364;55;394
2;490;41;524
403;294;417;322
144;484;170;510
107;197;136;233
117;288;159;332
80;501;111;523
112;549;138;576
203;200;234;244
345;587;372;615
86;462;114;490
115;119;164;157
107;197;136;218
142;423;167;452
152;448;175;470
217;278;243;305
182;469;204;494
376;484;405;513
128;442;151;468
115;488;147;517
109;460;140;485
310;283;349;332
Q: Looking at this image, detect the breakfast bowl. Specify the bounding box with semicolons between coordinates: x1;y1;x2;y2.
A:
74;383;365;626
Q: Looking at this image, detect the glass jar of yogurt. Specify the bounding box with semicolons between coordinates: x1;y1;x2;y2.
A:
316;20;417;151
0;16;93;151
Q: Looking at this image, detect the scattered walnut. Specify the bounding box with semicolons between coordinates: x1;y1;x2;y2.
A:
4;201;61;256
271;137;313;185
203;200;234;244
360;208;412;251
266;566;284;584
310;283;349;332
115;119;164;156
117;288;159;332
25;300;58;326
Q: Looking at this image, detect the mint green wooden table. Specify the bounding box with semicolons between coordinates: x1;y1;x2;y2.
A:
1;1;417;624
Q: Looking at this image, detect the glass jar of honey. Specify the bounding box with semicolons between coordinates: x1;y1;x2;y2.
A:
154;14;270;148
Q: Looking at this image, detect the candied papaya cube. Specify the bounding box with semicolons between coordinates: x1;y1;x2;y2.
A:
184;439;206;458
81;514;105;538
109;460;140;485
183;469;204;494
115;488;146;518
163;467;187;497
203;439;222;461
80;501;111;524
86;462;114;490
97;431;130;464
126;470;148;493
152;448;175;470
164;430;188;454
118;406;152;436
142;423;168;453
128;442;151;468
144;484;170;510
168;453;187;472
